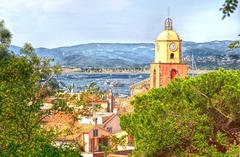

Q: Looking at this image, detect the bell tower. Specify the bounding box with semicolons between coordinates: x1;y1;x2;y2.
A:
155;18;182;64
150;18;188;88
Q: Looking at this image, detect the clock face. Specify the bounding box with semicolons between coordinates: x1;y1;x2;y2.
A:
169;43;178;51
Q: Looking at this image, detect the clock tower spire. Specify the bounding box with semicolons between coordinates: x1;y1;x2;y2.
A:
150;18;188;88
154;18;182;64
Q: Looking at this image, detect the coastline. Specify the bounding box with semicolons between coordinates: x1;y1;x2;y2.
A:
61;67;214;75
61;67;150;75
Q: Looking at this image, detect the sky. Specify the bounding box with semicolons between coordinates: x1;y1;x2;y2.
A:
0;0;239;48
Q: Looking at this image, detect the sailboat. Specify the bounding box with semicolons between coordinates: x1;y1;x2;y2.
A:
190;52;198;77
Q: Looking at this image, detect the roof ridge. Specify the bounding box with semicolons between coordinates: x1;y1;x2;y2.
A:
103;113;118;126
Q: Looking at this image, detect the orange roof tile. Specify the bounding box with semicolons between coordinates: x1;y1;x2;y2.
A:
42;112;77;125
103;114;118;126
90;100;108;104
44;97;55;103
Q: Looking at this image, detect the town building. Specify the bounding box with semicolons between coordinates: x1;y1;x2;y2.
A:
41;112;111;153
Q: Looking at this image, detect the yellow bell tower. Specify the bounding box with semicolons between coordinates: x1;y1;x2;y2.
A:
155;18;182;63
150;18;188;88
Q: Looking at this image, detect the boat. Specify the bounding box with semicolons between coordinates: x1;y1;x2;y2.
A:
109;81;124;87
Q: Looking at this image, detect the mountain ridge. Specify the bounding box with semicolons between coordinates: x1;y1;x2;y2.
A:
9;40;240;69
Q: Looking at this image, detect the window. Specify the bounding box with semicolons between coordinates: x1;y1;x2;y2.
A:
93;129;98;137
128;135;134;146
153;69;156;87
107;127;112;133
171;69;177;79
170;53;174;59
94;118;98;124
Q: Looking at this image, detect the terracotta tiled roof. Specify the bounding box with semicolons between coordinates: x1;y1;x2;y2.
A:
93;152;105;157
42;112;111;142
42;112;77;125
90;100;108;104
55;124;95;141
44;122;110;141
44;97;55;103
103;114;118;126
102;115;112;124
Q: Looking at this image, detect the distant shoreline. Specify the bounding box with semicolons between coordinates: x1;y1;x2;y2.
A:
61;68;149;75
61;67;214;75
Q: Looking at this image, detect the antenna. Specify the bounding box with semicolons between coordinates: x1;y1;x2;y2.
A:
168;7;170;18
165;7;173;30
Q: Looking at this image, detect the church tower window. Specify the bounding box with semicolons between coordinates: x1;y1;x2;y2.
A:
170;69;177;79
170;53;174;59
153;69;156;87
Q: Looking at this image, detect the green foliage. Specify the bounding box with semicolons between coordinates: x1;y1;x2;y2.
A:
121;70;240;156
21;42;35;56
0;20;11;58
228;38;240;49
221;0;240;49
0;20;81;156
220;0;238;19
85;82;104;96
101;135;127;157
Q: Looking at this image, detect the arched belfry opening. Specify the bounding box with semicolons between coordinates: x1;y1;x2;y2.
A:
170;53;174;59
170;69;177;79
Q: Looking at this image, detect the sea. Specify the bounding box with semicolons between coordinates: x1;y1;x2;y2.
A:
56;73;150;96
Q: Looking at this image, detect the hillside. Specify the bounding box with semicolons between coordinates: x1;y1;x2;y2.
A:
9;41;240;69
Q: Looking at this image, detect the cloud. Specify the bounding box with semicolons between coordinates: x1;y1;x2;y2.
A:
180;8;240;42
0;0;238;48
0;0;134;47
0;0;133;14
